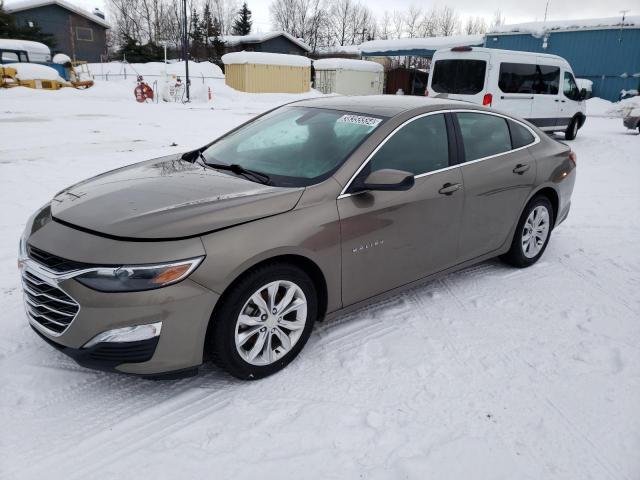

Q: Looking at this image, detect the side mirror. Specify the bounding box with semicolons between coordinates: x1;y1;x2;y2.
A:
579;88;587;100
353;168;415;193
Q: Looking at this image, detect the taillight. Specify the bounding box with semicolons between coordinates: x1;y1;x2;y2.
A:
569;151;577;166
424;88;429;97
482;93;493;106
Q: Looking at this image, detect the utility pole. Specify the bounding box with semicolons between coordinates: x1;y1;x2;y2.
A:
182;0;190;102
543;0;551;23
619;10;630;43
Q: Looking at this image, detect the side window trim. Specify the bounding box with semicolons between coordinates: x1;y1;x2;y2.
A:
338;109;540;199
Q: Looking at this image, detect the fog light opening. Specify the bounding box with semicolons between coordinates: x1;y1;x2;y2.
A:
82;322;162;349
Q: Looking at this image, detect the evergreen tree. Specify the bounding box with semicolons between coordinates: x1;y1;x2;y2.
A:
231;3;252;36
211;17;224;59
189;7;205;60
202;3;214;59
116;35;163;63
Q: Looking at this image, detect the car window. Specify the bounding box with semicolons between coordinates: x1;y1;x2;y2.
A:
368;114;449;176
508;120;535;149
457;113;511;161
563;72;580;100
499;62;560;95
431;60;486;95
1;51;19;62
202;107;384;187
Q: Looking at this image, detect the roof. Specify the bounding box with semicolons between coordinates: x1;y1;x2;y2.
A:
360;34;485;57
313;58;382;73
489;16;640;36
315;44;361;56
221;51;311;67
4;0;110;28
221;31;311;53
0;38;50;54
291;95;473;117
435;47;570;64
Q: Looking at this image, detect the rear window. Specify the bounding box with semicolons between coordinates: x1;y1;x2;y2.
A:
499;62;560;95
508;121;535;148
431;59;486;95
457;113;511;161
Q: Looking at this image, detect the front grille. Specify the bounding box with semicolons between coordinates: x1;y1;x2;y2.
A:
27;245;94;273
22;270;79;335
88;338;159;363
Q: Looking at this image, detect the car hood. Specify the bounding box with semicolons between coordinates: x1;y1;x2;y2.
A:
51;155;304;239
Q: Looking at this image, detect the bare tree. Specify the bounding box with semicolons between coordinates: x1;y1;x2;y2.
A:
437;6;459;36
464;16;487;35
418;8;438;37
391;9;404;39
378;10;392;39
404;5;422;38
491;10;506;29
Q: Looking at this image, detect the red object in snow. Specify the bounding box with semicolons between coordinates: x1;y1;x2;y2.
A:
134;82;154;102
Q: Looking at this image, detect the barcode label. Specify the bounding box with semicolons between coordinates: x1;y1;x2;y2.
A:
337;115;382;127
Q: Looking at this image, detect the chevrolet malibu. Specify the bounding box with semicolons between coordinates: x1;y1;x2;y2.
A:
19;96;576;379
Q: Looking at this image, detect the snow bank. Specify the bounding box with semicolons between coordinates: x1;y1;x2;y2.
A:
490;16;640;36
587;96;640;117
360;34;485;54
0;38;50;55
576;78;593;93
313;58;382;72
4;62;63;81
222;51;311;67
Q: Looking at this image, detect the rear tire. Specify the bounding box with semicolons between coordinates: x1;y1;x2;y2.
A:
209;263;317;380
565;117;579;140
500;196;554;268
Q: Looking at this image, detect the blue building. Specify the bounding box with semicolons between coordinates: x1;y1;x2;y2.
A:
485;17;640;101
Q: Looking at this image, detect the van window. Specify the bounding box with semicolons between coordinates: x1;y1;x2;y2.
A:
508;121;535;148
457;113;511;161
563;72;580;100
431;60;486;95
368;114;449;175
1;51;19;62
499;63;560;95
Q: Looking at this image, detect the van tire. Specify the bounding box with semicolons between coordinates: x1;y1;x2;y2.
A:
565;117;579;140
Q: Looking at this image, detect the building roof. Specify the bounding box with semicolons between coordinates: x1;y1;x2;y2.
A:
315;44;361;56
221;51;311;67
489;16;640;36
221;31;311;53
359;34;485;57
4;0;110;28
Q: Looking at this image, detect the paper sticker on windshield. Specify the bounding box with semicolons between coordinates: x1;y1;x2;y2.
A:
337;115;382;127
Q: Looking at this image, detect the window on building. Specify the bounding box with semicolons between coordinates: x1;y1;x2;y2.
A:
499;62;560;95
76;27;94;42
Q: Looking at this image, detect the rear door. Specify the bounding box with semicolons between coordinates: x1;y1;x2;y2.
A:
454;111;538;261
338;112;464;306
429;51;490;104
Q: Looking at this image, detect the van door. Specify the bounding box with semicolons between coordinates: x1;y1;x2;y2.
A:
559;70;582;129
429;51;491;105
493;61;534;119
531;58;562;130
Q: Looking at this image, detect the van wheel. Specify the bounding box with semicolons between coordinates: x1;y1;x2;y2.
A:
565;117;579;140
500;196;554;268
209;263;317;380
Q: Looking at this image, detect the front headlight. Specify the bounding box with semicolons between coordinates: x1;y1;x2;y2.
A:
75;257;204;292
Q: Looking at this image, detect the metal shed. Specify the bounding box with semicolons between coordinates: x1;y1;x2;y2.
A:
313;58;383;95
221;51;311;94
485;16;640;101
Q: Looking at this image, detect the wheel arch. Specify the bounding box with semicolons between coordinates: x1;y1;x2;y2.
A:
203;253;329;360
528;185;560;228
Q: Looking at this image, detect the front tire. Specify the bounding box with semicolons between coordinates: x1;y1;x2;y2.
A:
209;263;317;380
500;196;554;268
565;117;579;140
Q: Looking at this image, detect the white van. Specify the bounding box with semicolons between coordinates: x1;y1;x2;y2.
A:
0;39;51;64
427;47;586;139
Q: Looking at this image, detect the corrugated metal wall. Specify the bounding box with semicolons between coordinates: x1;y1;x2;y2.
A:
224;63;310;93
485;28;640;101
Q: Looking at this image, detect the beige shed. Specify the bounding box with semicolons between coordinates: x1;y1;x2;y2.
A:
221;51;311;93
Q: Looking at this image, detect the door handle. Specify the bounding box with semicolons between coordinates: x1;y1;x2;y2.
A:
438;182;462;195
513;163;530;175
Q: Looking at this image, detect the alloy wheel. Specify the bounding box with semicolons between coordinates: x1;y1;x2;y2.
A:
234;280;308;366
521;205;550;258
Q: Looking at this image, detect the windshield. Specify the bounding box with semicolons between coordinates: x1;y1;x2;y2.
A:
201;107;385;187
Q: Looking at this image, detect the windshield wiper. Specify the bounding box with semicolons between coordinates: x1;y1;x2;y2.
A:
184;149;271;185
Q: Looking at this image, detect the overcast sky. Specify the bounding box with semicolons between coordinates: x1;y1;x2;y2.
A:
72;0;637;33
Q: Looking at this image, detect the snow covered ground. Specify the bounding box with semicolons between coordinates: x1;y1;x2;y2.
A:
1;83;639;480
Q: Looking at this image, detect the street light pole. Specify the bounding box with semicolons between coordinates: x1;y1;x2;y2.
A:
182;0;190;101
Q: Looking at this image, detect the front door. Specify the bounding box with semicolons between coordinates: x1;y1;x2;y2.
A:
531;59;562;129
338;113;464;306
454;111;537;261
